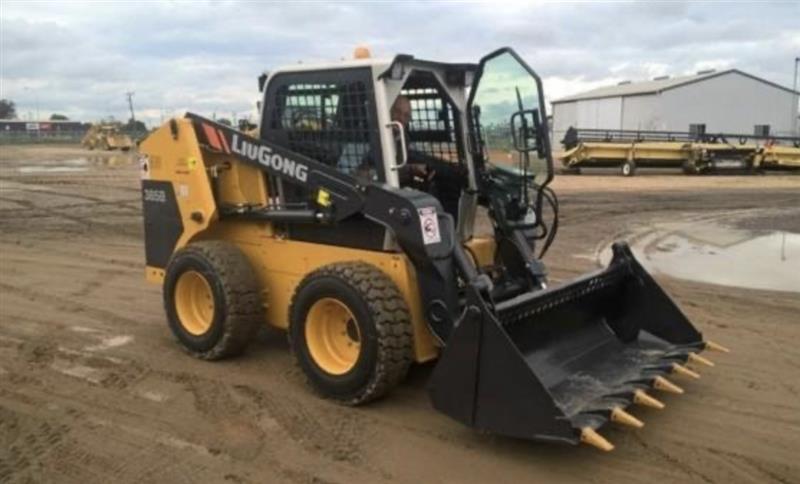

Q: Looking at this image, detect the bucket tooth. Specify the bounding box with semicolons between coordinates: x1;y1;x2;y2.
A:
581;427;614;452
611;407;644;428
672;363;700;379
633;389;665;409
705;340;730;353
653;376;684;394
688;352;715;367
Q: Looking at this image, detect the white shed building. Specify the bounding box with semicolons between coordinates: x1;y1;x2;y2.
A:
551;69;799;143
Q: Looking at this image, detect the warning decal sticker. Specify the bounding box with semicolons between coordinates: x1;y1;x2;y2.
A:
418;207;441;245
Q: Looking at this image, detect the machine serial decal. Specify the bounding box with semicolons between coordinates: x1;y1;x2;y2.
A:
143;188;167;203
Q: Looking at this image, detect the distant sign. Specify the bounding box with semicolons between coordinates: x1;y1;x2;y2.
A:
26;123;39;131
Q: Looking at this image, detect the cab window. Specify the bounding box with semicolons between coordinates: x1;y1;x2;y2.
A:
263;69;383;182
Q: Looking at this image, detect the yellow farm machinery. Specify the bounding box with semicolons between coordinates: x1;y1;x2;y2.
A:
558;127;800;175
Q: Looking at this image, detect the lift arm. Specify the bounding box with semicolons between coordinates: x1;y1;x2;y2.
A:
186;113;465;342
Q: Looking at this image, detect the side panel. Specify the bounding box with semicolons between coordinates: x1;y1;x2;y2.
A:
576;97;622;130
139;119;218;277
216;162;270;207
660;72;797;135
621;95;663;131
141;180;183;268
198;221;439;363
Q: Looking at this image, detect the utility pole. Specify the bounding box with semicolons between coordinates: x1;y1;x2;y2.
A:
794;57;799;135
126;91;137;135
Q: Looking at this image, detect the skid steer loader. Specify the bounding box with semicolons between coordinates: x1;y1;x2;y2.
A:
139;47;728;451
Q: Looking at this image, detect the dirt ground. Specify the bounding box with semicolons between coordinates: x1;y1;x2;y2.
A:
1;144;798;483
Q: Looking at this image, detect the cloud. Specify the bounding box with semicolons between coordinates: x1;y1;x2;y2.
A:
1;1;798;125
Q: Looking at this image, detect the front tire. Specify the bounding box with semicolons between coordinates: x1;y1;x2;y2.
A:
164;241;263;360
289;262;413;405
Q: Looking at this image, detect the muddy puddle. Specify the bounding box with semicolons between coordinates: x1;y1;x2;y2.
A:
17;155;134;173
600;220;800;293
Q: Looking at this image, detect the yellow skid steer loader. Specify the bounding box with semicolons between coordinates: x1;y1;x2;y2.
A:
139;47;727;451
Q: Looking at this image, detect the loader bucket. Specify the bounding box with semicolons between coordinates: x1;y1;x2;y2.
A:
429;242;722;450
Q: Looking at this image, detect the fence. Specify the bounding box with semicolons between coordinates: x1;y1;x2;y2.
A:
0;132;86;144
0;121;89;144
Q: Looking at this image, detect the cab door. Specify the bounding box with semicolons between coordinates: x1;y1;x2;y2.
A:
467;47;554;188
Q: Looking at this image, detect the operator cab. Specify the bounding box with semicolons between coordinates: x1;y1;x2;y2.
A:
257;47;553;251
380;58;475;223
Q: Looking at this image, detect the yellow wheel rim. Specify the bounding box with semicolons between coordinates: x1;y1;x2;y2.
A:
305;298;361;375
175;270;215;336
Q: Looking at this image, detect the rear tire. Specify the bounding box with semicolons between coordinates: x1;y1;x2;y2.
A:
164;241;263;360
621;160;636;177
289;262;413;405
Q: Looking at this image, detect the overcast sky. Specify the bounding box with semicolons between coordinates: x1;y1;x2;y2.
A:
2;1;798;126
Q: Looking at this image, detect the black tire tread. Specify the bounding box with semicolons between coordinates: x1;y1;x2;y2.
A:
289;261;414;406
167;241;262;361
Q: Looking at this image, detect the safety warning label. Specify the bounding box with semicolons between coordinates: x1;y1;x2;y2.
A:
418;207;441;245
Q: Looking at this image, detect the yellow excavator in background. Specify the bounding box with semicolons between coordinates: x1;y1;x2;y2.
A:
139;47;728;452
82;122;133;151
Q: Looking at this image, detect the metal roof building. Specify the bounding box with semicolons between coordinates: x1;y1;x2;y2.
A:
551;69;799;142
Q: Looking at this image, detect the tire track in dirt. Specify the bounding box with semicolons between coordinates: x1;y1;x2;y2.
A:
0;282;143;329
704;447;795;484
631;434;715;483
0;196;105;229
0;266;368;470
0;387;210;484
0;177;138;203
3;331;145;395
1;380;347;484
68;269;125;298
0;198;141;238
0;242;142;270
229;382;379;470
0;407;70;483
0;198;142;217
